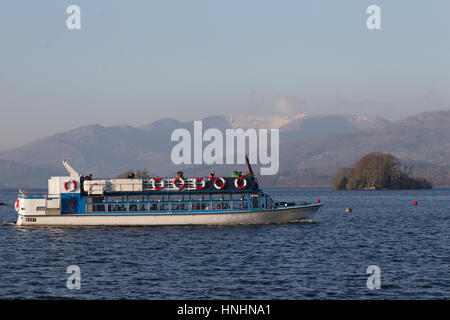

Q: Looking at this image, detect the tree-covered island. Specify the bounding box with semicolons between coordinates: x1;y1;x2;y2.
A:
333;152;432;190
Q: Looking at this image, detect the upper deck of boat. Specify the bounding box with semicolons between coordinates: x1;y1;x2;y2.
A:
81;176;260;195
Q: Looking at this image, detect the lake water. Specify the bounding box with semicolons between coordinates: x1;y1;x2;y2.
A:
0;187;449;299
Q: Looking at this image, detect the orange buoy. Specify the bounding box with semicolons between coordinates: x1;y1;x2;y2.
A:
413;201;418;206
316;199;321;203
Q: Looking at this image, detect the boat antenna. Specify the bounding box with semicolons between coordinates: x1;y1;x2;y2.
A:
61;160;81;178
245;154;254;177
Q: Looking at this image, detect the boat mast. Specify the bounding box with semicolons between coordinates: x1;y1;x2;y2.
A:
245;155;254;177
61;160;81;178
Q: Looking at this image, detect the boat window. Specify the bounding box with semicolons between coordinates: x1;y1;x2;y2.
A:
128;195;147;203
148;195;165;202
108;204;127;212
130;203;147;211
169;194;186;202
249;194;260;209
169;194;188;211
212;201;231;210
192;194;212;210
191;194;209;202
171;202;188;211
87;204;105;212
190;199;211;210
139;204;148;211
230;193;246;210
267;197;275;209
212;194;231;201
190;202;206;210
148;195;167;211
106;195;126;203
232;193;247;201
87;196;105;204
232;201;247;209
149;202;167;211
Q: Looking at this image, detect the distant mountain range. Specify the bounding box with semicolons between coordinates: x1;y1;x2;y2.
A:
1;111;449;188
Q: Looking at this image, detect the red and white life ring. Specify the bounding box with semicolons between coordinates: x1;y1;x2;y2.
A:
15;199;20;211
214;177;226;190
151;178;164;191
173;177;185;190
193;177;205;190
64;180;77;192
234;177;247;190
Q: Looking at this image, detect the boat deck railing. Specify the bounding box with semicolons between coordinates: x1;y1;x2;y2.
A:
18;192;56;199
83;176;258;194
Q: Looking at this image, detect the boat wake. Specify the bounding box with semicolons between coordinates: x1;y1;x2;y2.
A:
0;222;16;226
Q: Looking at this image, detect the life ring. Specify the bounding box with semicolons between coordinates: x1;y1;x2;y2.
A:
151;178;164;191
173;177;185;190
64;180;77;192
234;177;247;190
15;199;20;211
214;177;226;190
193;177;205;190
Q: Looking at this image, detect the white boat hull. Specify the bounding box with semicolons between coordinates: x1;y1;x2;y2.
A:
16;204;321;226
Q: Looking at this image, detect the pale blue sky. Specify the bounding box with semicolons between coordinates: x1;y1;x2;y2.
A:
0;0;449;150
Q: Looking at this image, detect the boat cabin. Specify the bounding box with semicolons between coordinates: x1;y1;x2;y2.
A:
17;161;276;215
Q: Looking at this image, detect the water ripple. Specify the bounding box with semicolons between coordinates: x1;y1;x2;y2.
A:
0;187;449;299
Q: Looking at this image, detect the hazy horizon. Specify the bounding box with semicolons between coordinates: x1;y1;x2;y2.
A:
1;0;449;150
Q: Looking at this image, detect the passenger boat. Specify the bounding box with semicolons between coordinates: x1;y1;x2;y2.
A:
14;161;322;226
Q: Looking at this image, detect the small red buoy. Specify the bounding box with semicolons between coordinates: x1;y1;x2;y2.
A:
316;199;321;203
413;201;418;206
446;192;448;195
